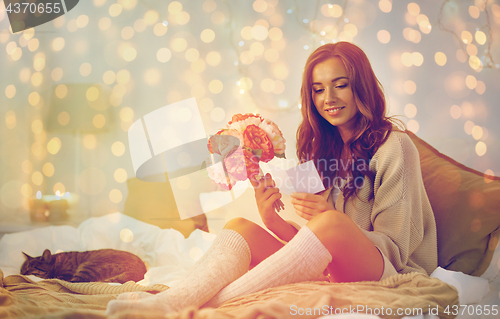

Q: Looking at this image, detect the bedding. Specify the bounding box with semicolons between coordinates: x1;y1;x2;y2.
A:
0;213;460;319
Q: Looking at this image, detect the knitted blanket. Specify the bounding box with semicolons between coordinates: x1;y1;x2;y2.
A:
0;269;458;319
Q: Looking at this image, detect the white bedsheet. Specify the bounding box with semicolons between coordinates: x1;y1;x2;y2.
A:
0;212;498;319
0;212;216;288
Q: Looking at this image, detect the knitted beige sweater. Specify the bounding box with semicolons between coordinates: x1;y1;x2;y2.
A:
329;131;438;275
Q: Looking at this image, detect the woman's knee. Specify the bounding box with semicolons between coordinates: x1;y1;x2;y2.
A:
223;217;257;232
307;210;353;239
223;218;283;268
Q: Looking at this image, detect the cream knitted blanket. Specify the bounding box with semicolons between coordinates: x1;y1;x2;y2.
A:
0;269;458;319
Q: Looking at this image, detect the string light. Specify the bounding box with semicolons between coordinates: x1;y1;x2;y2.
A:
438;0;498;71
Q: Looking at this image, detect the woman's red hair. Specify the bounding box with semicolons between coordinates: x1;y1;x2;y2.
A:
296;41;402;201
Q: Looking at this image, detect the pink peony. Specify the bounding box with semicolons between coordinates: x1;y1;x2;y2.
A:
258;119;286;155
208;129;243;157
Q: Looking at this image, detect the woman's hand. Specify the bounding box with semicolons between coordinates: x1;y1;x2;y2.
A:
290;192;334;220
250;173;282;225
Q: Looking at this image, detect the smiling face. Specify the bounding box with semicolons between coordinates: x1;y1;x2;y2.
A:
311;57;359;142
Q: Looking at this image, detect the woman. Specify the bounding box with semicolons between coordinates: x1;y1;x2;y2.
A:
107;42;437;315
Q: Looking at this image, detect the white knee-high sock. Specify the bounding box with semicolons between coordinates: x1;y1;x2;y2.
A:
204;225;332;308
106;229;251;315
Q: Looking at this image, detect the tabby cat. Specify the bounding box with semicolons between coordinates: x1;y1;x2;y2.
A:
21;249;147;283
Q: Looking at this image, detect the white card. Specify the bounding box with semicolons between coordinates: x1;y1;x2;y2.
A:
263;160;325;195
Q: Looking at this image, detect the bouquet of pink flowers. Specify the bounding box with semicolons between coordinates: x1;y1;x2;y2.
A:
206;113;286;192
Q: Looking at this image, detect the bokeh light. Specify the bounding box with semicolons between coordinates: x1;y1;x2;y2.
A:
211;11;225;24
484;169;495;183
119;107;134;122
112;141;126;156
93;114;107;128
103;70;116;85
206;51;221;66
168;1;183;14
252;25;268;41
379;0;392;13
121;26;135;40
47;137;62;155
461;31;473;44
134;19;147;32
450;105;462;119
22;160;33;174
171;38;188;52
52;37;65;51
28;92;40;106
31;119;43;134
475;141;487;156
83;134;97;149
210;107;225;122
435;52;447;66
42;162;55;177
269;27;283;41
28;38;39;51
199;98;214;112
157;48;172;63
475;31;486;45
469;6;480;19
201;29;215;43
154;23;168;36
185;48;199;62
109;189;123;203
51;67;63;81
475;81;486;95
120;228;133;242
58;111;70;126
53;183;66;195
80;63;92;76
5;85;16;98
472;125;483;140
404;103;417;118
55;84;68;99
408;3;420;16
265;48;279;62
5;111;16;129
77;15;89;28
109;4;123;17
31;72;43;86
404;80;417;94
411;52;423;66
32;171;44;186
407;119;419;133
465;75;477;89
203;0;217;12
377;30;390;44
122;47;137;61
86;86;99;101
209;80;223;93
144;10;159;25
464;120;475;135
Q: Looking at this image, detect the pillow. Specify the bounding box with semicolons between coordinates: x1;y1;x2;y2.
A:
407;131;500;276
122;173;209;238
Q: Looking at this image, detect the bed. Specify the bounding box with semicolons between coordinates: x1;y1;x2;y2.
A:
0;132;499;319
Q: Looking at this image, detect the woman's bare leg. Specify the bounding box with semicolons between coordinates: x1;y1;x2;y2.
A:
223;217;284;269
306;209;384;282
